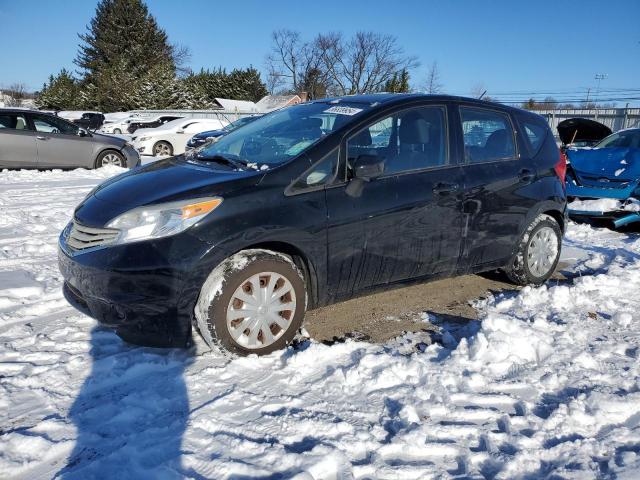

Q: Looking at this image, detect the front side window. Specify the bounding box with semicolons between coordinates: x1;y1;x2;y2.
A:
461;107;516;163
31;114;79;135
0;113;28;130
347;105;447;175
197;102;370;166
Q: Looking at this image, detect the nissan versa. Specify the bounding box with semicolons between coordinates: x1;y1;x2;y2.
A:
58;94;567;355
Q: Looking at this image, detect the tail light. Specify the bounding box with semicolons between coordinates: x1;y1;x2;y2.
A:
555;150;567;187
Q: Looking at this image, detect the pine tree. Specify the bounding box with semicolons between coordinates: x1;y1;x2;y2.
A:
75;0;176;111
36;69;81;110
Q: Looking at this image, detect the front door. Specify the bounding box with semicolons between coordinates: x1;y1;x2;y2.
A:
29;113;93;168
0;112;38;168
326;104;464;300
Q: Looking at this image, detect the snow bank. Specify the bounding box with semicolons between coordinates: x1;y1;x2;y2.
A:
1;168;639;479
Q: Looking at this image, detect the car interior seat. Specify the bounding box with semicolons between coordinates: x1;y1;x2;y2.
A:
484;129;512;159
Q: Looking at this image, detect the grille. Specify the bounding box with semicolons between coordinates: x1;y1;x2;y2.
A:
66;220;119;251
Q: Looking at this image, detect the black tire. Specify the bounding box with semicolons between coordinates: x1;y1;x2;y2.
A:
503;214;562;286
195;250;307;356
113;128;122;134
153;140;173;157
95;150;126;169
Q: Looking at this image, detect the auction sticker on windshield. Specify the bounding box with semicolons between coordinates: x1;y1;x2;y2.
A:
324;106;363;116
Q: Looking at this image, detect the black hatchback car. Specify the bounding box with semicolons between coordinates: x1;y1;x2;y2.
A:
59;94;566;355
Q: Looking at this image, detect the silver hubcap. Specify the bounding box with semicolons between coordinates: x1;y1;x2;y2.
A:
101;153;123;166
527;226;558;277
226;272;296;349
154;143;171;156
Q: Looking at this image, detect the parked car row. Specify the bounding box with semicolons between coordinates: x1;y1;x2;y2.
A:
58;93;567;355
185;115;263;151
131;117;228;156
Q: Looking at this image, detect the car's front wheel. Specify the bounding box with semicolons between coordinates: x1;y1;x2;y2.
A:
113;128;122;134
504;213;562;285
195;250;306;355
95;150;125;168
153;141;173;157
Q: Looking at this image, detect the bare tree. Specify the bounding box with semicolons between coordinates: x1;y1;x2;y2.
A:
171;43;192;77
265;29;334;97
318;32;418;95
266;30;418;97
4;83;27;107
424;61;443;94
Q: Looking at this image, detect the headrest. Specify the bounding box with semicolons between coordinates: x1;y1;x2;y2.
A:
399;113;430;144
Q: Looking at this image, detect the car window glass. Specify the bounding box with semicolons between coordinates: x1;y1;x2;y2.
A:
290;149;339;191
461;107;515;162
597;131;635;148
347;105;447;175
31;114;79;135
522;122;546;153
0;114;29;130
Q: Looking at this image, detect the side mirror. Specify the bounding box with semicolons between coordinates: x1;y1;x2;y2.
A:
352;154;385;181
346;154;385;198
78;128;90;137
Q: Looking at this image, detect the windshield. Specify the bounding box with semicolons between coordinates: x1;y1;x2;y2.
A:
596;130;640;149
196;102;369;166
222;116;258;132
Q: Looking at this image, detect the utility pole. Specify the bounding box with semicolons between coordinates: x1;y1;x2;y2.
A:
594;73;608;105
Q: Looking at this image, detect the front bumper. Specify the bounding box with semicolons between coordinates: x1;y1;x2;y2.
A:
133;139;155;156
122;144;141;168
57;225;222;348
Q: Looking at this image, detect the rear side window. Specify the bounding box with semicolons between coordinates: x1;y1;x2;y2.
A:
522;121;547;153
460;107;516;163
0;113;29;130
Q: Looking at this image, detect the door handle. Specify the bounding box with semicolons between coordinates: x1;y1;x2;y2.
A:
433;182;459;195
36;136;49;140
518;169;535;183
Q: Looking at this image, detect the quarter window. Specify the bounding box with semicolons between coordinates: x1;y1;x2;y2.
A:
347;106;447;175
460;107;516;163
289;148;339;192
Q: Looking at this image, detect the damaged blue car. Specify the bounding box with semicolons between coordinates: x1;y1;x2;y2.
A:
563;121;640;228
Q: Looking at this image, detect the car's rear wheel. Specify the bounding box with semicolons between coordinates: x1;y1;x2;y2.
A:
195;250;306;355
113;128;122;134
95;150;125;168
504;214;562;285
153;141;173;157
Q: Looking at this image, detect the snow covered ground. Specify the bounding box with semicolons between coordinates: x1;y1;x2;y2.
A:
1;167;640;479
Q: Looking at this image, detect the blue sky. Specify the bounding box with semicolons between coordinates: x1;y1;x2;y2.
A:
1;0;639;104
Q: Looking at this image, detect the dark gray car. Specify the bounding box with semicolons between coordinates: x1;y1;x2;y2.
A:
0;109;140;169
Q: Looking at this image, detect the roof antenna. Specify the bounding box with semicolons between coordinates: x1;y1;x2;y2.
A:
478;90;487;100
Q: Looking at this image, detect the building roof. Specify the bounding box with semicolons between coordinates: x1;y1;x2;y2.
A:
255;95;302;112
213;98;258;113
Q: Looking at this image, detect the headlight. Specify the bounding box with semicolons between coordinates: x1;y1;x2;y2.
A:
138;136;150;142
106;197;223;245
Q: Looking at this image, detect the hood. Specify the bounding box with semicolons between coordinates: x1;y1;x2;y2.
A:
132;127;160;138
557;118;612;145
75;157;264;226
567;147;640;181
193;129;225;140
90;131;126;147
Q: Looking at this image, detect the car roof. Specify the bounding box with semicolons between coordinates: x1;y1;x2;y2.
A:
0;108;43;114
311;93;526;114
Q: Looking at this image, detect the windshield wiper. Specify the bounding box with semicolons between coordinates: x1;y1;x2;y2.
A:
194;153;246;169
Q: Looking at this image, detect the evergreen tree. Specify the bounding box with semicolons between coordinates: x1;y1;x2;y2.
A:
75;0;176;111
383;69;410;93
36;69;81;110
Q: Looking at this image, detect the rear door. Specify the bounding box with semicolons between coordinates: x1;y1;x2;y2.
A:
325;103;464;300
28;113;94;168
0;112;38;167
454;105;536;268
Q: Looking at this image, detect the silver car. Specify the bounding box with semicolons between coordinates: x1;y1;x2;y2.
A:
0;109;140;169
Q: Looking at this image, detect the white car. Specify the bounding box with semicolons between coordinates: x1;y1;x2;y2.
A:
132;118;228;156
99;116;138;135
